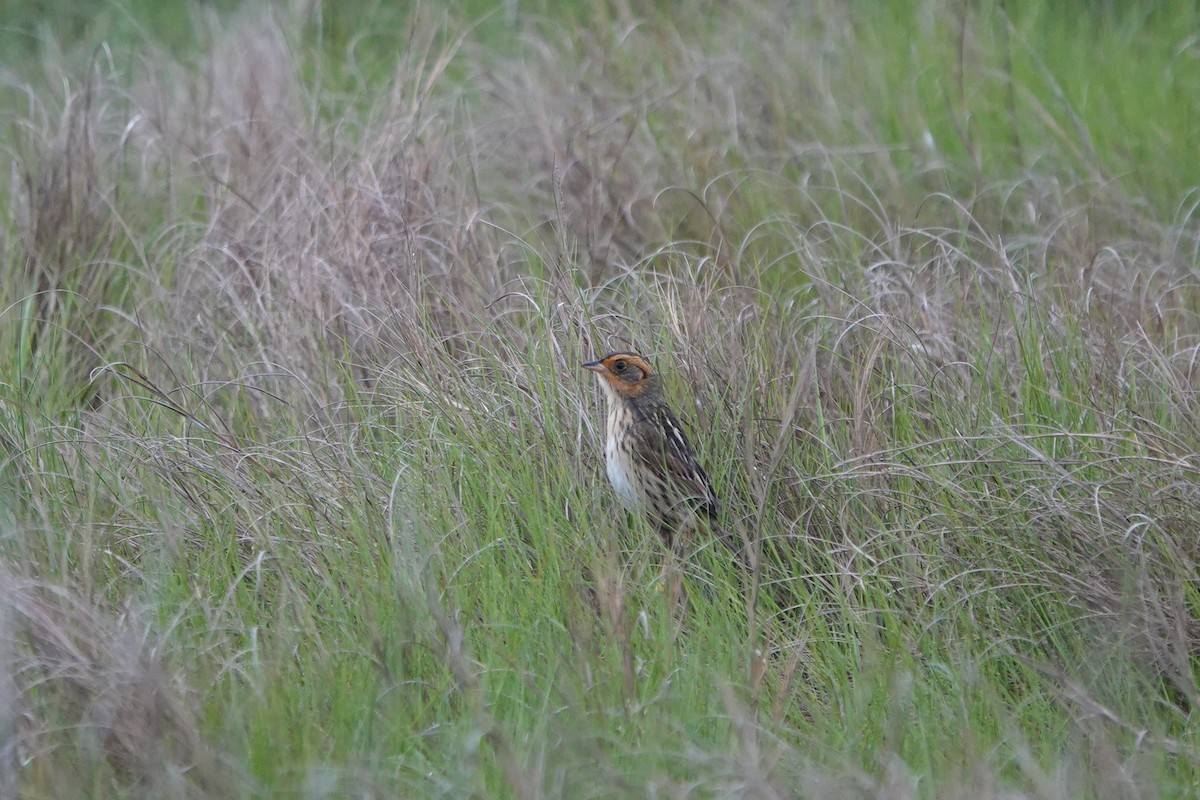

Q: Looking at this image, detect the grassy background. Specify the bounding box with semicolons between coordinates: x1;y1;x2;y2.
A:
2;0;1199;797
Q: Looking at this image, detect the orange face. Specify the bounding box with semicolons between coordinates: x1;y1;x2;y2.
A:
582;352;655;398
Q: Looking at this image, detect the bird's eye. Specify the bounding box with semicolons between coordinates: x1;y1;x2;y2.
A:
614;360;627;372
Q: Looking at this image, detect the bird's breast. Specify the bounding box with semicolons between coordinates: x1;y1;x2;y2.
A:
605;406;641;513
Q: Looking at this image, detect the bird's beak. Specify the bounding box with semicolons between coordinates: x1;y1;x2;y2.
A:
581;360;605;374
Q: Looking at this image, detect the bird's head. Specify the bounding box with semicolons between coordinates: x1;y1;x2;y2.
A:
582;352;660;402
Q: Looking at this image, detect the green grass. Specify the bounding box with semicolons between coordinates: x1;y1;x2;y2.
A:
1;0;1199;797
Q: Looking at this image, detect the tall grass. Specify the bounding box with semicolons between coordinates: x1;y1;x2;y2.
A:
1;0;1198;797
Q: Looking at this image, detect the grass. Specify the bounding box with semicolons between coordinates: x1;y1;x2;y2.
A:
1;0;1199;797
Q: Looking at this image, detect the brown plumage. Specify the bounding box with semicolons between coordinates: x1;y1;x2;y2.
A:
583;351;722;551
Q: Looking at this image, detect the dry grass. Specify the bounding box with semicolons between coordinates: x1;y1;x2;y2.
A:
0;572;236;797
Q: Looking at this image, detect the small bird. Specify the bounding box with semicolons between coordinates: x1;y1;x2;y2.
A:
582;351;722;552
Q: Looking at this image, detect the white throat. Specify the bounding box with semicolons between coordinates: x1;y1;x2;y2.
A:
594;375;641;512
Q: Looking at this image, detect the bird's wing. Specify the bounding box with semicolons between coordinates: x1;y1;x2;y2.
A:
631;406;719;518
